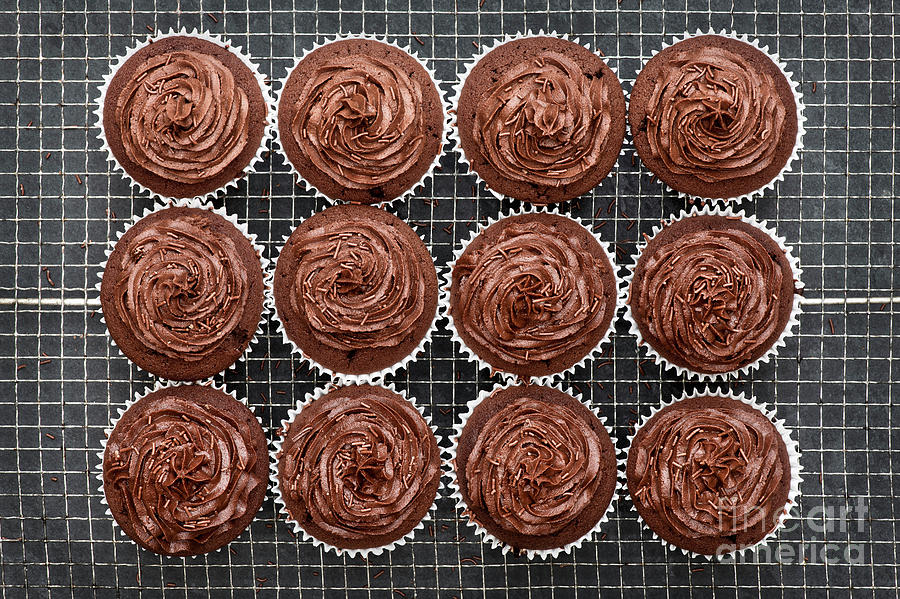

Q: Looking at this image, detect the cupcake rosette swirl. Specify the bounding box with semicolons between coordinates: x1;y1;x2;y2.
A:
627;29;806;204
95;28;276;203
270;383;443;558
625;388;802;560
447;381;624;560
621;203;803;381
273;33;451;206
440;205;625;386
450;30;629;205
94;380;268;557
95;197;272;382
268;205;440;384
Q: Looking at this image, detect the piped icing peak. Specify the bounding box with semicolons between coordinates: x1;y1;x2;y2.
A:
277;385;440;550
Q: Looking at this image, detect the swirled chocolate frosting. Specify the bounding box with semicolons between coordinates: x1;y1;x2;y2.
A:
289;52;426;189
642;45;787;184
103;386;268;556
454;384;618;551
456;37;626;204
274;204;438;376
277;385;441;549
111;209;255;363
629;215;795;374
474;52;612;187
465;396;603;536
628;396;791;555
288;218;427;351
451;214;616;377
115;49;251;185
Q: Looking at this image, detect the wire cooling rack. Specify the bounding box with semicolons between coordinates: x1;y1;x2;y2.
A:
1;0;897;597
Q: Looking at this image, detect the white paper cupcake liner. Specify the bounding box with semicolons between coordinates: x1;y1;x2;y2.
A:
447;381;624;559
95;380;267;558
95;28;276;203
273;33;451;206
627;29;806;204
440;205;625;386
268;204;440;385
625;388;803;560
96;197;272;382
450;31;628;205
622;203;802;381
270;382;442;558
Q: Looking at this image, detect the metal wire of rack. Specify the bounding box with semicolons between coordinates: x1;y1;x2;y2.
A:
0;0;897;597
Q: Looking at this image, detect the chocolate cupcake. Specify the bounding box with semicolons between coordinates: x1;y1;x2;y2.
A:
100;201;267;381
629;32;803;201
624;206;802;379
626;390;801;557
100;383;269;557
453;33;626;204
276;35;447;204
274;384;441;555
447;210;620;381
451;383;619;557
98;30;273;200
272;204;438;381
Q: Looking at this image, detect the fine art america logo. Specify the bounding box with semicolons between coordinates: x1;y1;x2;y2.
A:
716;496;868;564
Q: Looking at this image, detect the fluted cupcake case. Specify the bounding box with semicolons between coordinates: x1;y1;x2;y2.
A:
440;206;625;386
269;205;440;385
448;382;623;559
271;383;442;558
627;29;806;204
450;31;628;205
96;28;276;203
96;197;271;382
95;381;267;557
622;204;803;381
625;388;802;560
273;33;451;206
